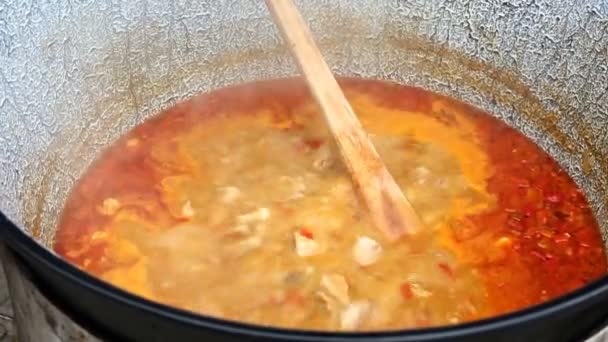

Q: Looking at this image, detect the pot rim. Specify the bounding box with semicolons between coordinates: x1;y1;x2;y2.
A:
2;211;608;341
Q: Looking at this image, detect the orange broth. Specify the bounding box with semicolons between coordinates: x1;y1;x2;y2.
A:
54;78;607;331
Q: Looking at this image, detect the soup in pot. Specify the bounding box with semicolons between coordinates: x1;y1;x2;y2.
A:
54;78;607;331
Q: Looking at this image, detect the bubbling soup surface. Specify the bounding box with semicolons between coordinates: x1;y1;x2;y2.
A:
54;78;607;331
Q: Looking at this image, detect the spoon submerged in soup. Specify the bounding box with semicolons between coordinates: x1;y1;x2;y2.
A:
265;0;423;240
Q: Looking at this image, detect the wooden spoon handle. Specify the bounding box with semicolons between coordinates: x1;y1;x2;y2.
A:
265;0;423;240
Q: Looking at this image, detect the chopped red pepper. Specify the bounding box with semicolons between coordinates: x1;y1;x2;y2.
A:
302;138;323;150
400;282;413;300
299;227;314;239
438;262;454;277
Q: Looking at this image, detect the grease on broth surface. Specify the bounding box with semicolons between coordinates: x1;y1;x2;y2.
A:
54;78;607;331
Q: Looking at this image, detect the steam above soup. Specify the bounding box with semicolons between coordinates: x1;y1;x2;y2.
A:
54;78;606;331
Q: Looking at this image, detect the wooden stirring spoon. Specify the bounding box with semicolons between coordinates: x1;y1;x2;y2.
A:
265;0;423;240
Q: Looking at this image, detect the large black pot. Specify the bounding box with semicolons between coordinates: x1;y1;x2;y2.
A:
3;211;608;341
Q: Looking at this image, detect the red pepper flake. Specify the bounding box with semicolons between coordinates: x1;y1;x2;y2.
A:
553;232;571;244
438;263;454;277
400;282;413;300
530;250;547;261
579;241;591;248
546;194;561;204
302;138;323;150
507;217;524;231
523;206;535;218
509;229;523;237
299;227;314;239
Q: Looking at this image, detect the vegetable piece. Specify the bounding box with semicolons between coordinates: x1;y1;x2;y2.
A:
293;231;322;257
352;236;383;266
340;301;371;330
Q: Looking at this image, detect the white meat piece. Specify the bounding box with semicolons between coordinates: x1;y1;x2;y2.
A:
410;282;432;298
413;166;431;184
352;236;383;266
219;186;241;203
237;207;270;224
340;301;372;330
320;274;350;306
312;145;334;171
100;198;120;216
180;200;194;218
293;232;322;257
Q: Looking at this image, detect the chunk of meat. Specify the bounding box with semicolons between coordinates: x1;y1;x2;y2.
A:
180;200;194;219
410;282;432;298
319;274;350;306
352;236;383;266
294;231;322;257
413;166;431;184
158;175;194;219
340;301;372;330
312;145;334;171
99;198;120;216
237;208;270;224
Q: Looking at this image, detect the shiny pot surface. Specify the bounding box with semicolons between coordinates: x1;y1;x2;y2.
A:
1;0;608;341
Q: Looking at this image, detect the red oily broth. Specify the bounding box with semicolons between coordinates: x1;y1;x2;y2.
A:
54;78;606;331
